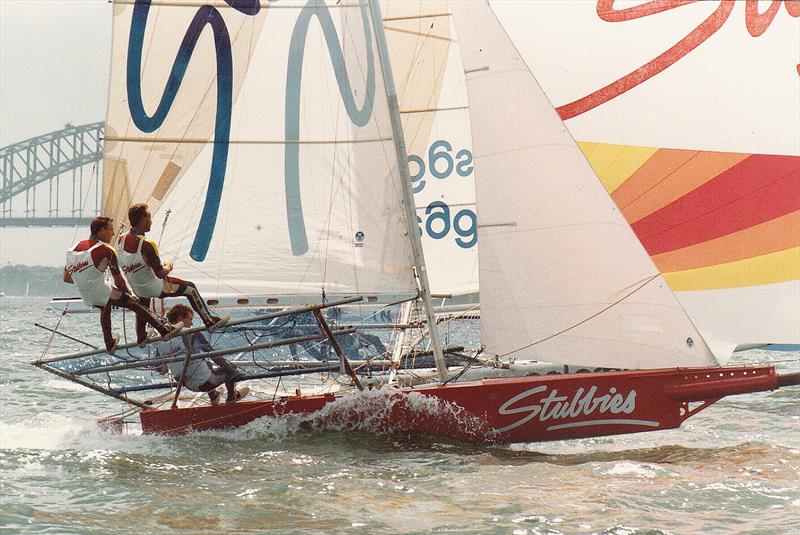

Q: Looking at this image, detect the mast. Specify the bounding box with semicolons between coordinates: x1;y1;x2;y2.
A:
367;0;447;380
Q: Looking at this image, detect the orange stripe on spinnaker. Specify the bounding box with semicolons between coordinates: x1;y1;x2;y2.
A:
663;247;799;291
652;210;800;273
616;150;749;224
634;154;800;255
612;147;697;211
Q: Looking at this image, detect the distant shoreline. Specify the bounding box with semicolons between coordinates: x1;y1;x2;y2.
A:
0;265;70;297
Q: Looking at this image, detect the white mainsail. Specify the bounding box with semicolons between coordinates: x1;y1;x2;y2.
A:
450;1;718;369
103;0;418;298
384;1;478;296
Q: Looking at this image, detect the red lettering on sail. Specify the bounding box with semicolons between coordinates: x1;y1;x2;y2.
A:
746;0;783;36
556;0;800;120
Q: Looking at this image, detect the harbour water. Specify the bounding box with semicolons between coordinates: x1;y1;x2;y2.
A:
1;297;798;534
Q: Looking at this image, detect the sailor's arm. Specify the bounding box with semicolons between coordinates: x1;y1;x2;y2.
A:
141;240;173;279
189;333;233;370
210;355;235;372
192;333;214;354
107;249;132;294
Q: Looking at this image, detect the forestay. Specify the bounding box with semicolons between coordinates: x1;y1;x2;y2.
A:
450;1;717;370
103;0;417;298
384;1;478;296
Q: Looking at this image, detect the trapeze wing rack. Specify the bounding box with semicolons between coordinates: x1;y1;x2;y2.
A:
112;346;474;395
70;327;358;376
33;295;364;365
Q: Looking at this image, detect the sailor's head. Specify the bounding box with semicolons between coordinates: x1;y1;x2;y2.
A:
167;304;194;328
90;216;115;243
128;203;152;233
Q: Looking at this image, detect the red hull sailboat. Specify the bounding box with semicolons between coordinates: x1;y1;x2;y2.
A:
139;365;797;443
36;1;799;445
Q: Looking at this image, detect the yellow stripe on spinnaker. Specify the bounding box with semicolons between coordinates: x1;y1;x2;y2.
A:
578;142;658;194
663;247;800;291
577;141;599;162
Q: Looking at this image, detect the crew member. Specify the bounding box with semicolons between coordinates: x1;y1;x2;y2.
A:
64;216;181;353
158;304;247;404
118;203;228;342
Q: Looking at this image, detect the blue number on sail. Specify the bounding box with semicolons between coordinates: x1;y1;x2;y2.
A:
285;0;375;255
126;0;260;262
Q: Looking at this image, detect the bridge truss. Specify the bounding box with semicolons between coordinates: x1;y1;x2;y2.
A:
0;122;104;227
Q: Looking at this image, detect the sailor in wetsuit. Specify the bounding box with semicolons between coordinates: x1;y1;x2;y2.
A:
118;203;229;343
63;216;181;353
158;304;247;404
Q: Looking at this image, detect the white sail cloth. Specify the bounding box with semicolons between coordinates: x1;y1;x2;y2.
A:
384;1;478;296
491;2;800;360
450;1;717;369
103;0;416;298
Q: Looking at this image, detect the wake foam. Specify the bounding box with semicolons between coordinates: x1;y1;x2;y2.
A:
0;413;171;455
198;386;489;442
0;416;85;451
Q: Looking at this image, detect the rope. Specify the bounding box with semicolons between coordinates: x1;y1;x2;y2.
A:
495;274;661;359
54;162;100;301
157;209;172;246
441;347;484;386
39;306;69;361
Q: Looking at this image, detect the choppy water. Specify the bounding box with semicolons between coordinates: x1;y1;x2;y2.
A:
2;297;799;534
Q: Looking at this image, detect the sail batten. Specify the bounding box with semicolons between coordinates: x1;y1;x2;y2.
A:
400;105;468;114
112;1;369;8
106;137;393;144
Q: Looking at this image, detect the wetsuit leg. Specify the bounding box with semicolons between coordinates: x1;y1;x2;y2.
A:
97;304;116;350
136;296;151;341
161;275;217;326
111;293;169;338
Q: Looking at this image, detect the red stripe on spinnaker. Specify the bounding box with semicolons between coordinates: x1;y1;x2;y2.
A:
631;154;800;256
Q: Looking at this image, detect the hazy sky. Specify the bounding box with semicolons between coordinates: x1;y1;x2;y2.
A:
3;0;798;147
0;0;111;146
1;1;797;266
1;0;519;146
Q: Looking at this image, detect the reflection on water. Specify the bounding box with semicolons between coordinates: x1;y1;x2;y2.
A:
1;298;799;534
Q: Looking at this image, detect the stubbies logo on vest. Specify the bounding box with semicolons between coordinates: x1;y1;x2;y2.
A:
496;385;638;433
122;261;144;274
66;260;90;274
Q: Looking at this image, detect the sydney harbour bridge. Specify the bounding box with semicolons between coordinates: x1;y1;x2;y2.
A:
0;122;104;227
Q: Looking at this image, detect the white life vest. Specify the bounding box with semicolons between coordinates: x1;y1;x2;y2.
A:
65;241;113;307
118;235;164;298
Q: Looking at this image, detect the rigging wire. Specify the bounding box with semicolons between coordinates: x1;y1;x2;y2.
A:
43;7;488;412
39;162;101;363
495;274;662;359
39;307;69;361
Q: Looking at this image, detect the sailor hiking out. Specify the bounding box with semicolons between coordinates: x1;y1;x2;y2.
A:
157;304;248;404
118;203;229;341
63;216;181;353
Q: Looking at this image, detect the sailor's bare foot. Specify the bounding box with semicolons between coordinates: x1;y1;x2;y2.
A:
209;388;222;405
